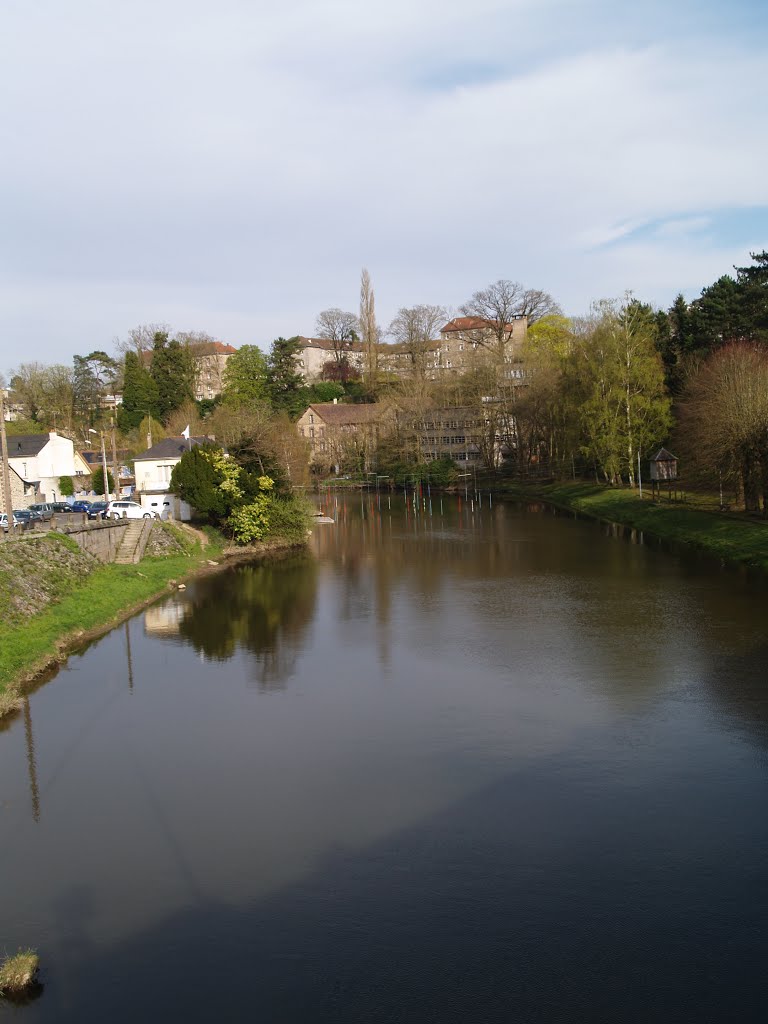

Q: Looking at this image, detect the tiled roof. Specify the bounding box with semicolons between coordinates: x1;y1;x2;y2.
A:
304;403;389;426
297;337;365;353
6;434;50;457
133;436;209;461
440;317;521;334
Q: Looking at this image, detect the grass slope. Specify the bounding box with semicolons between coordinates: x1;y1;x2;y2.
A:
0;525;217;699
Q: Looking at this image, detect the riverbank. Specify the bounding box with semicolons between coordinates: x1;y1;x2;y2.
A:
0;524;304;719
497;481;768;571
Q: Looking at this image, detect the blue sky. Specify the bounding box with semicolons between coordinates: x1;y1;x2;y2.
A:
1;0;766;374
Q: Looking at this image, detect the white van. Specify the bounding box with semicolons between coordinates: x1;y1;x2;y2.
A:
107;500;155;520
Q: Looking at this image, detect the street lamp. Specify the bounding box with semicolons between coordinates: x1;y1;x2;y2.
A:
89;429;111;502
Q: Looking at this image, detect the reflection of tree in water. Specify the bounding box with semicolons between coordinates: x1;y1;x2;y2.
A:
178;555;318;689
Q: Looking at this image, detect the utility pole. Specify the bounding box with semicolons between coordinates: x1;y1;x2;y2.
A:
110;419;120;500
0;390;16;535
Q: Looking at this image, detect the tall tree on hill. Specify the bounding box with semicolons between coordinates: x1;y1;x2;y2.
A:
222;345;270;408
150;332;196;421
360;268;379;386
266;336;305;417
315;308;359;363
119;351;159;430
460;279;561;362
734;250;768;342
73;351;118;424
388;304;447;381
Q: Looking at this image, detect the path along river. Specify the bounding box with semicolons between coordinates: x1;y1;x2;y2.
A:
1;494;767;1022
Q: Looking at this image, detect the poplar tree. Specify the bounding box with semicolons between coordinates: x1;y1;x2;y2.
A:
360;267;379;386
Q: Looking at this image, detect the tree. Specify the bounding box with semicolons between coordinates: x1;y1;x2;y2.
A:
91;465;114;496
460;279;561;360
115;322;171;358
150;333;196;421
73;351;118;423
266;337;305;416
222;345;270;408
359;268;379;385
118;350;159;430
733;250;768;343
314;308;359;363
169;443;241;521
320;357;360;384
388;304;447;380
10;362;75;427
679;342;768;512
58;475;74;497
571;299;671;485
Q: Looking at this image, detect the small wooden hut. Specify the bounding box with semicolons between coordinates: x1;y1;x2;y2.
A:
649;448;678;499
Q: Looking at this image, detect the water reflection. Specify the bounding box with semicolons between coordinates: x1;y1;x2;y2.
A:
144;554;318;688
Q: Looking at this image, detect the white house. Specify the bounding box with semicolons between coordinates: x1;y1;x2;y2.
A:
133;435;209;520
6;432;91;501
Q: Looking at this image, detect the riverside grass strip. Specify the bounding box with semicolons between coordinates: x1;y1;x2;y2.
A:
0;551;206;693
499;482;768;572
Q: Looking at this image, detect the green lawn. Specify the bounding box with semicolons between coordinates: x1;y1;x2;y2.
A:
0;530;221;701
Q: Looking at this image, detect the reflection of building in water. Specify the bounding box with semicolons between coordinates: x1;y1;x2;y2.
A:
144;599;187;638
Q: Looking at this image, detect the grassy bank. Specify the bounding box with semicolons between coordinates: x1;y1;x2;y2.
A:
497;481;768;571
0;526;220;710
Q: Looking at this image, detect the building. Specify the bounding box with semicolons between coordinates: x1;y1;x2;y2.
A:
295;337;365;381
297;401;393;471
0;463;31;510
81;448;134;496
189;341;238;401
436;316;528;373
132;435;210;520
6;432;92;501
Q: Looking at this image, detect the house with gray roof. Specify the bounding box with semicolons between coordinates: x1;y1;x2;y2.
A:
6;431;91;501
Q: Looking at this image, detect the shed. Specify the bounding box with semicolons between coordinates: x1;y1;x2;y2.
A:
649;448;678;482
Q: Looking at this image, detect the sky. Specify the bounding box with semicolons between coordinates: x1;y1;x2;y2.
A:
1;0;767;376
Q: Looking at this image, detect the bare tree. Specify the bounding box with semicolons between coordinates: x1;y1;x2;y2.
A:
679;341;768;512
114;322;172;359
360;267;379;384
388;304;446;380
460;279;561;359
314;308;359;363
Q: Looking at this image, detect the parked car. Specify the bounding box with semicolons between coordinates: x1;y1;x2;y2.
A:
70;500;93;513
107;500;155;520
1;512;25;532
87;501;110;520
28;502;55;521
51;502;74;513
13;509;42;526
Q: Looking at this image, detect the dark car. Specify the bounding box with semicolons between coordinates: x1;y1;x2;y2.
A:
87;501;110;520
51;502;73;514
70;500;92;513
14;508;42;525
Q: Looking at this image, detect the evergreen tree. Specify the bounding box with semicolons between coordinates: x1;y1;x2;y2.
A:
150;333;196;421
266;336;305;417
119;351;159;430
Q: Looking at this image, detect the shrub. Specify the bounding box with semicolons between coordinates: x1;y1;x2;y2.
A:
58;475;74;497
0;950;39;993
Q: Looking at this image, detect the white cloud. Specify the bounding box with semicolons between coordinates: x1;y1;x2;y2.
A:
0;0;766;369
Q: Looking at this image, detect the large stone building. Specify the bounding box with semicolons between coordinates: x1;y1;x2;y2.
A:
296;401;393;471
295;337;365;381
188;341;238;401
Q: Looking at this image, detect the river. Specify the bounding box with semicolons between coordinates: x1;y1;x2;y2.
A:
1;494;767;1022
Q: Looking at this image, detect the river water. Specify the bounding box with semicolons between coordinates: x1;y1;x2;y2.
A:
1;494;767;1022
